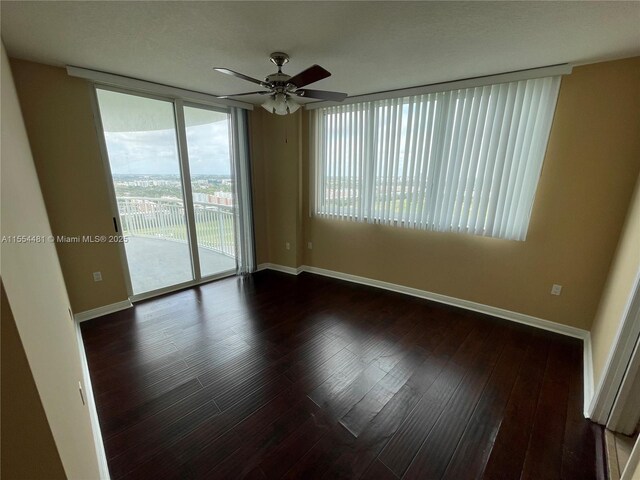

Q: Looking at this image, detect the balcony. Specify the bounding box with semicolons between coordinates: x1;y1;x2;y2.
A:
117;196;236;294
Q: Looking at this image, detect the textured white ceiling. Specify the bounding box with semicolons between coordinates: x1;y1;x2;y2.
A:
2;1;639;104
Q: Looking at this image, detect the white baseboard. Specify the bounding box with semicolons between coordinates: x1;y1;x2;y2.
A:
257;263;594;416
303;265;589;339
583;333;594;417
74;322;110;479
256;263;304;276
74;299;133;322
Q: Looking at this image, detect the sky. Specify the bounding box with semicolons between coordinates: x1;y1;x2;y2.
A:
104;120;231;176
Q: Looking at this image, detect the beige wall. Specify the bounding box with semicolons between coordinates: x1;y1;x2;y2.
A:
1;283;67;480
9;55;640;334
250;108;303;268
590;173;640;386
10;58;307;310
249;108;269;265
1;44;101;478
10;59;129;313
295;57;640;330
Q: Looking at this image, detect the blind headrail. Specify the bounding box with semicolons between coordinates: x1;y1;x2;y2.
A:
305;63;571;110
67;65;254;111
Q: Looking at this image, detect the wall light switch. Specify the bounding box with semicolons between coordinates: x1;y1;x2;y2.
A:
308;242;313;250
551;284;562;296
93;271;103;282
285;242;291;251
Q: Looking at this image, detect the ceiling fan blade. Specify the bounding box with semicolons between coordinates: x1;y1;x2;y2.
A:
294;89;348;102
213;68;269;87
217;91;270;99
287;65;331;88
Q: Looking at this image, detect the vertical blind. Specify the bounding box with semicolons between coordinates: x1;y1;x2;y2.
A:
312;75;561;241
230;107;256;274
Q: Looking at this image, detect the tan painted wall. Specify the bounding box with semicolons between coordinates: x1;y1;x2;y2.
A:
297;57;640;330
250;108;302;268
10;59;305;310
1;283;67;480
9;55;640;334
590;174;640;386
1;44;101;478
249;108;269;265
10;59;129;313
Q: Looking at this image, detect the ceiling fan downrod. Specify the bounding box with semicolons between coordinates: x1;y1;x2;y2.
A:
269;52;289;73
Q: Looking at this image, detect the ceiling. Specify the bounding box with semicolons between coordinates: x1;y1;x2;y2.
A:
2;1;639;105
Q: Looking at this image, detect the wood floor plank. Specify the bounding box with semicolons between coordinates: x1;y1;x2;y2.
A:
181;390;312;477
377;322;497;476
166;346;359;476
307;358;368;409
321;353;450;479
520;337;573;480
108;399;220;478
280;425;356;480
258;404;333;478
118;450;186;480
311;307;478;479
122;374;294;479
79;271;601;480
101;377;203;439
401;324;514;479
339;346;427;438
361;459;399;480
481;330;551;479
312;361;388;420
440;326;531;479
96;358;191;401
562;341;599;479
205;397;320;479
88;344;184;379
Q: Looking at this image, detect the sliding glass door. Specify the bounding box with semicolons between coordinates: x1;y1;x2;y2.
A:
183;105;236;277
95;88;237;297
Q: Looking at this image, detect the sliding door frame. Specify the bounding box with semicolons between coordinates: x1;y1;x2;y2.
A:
89;84;236;302
588;268;640;425
182;100;240;278
174;98;202;283
89;85;136;298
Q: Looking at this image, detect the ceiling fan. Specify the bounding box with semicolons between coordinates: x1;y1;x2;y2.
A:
213;52;348;115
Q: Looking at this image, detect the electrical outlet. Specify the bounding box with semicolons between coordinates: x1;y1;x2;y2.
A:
307;242;313;250
93;271;102;282
285;242;291;251
551;284;562;296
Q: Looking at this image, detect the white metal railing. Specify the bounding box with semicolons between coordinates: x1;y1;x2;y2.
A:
116;196;236;257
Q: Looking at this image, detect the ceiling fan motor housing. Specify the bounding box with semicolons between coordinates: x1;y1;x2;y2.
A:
265;72;294;93
267;53;295;93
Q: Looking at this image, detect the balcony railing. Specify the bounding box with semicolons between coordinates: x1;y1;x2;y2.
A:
116;196;236;257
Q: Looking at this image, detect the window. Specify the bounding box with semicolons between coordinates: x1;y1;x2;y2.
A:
311;76;561;241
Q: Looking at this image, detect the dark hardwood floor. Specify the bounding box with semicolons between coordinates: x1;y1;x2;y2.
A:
81;270;602;479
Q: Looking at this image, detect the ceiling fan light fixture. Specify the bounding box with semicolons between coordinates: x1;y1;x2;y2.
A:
262;93;300;115
261;95;277;114
273;93;289;115
285;96;301;115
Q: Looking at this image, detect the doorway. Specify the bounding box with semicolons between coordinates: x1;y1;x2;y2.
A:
95;88;238;297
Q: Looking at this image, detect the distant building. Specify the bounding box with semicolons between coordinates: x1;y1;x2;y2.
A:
193;191;233;206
